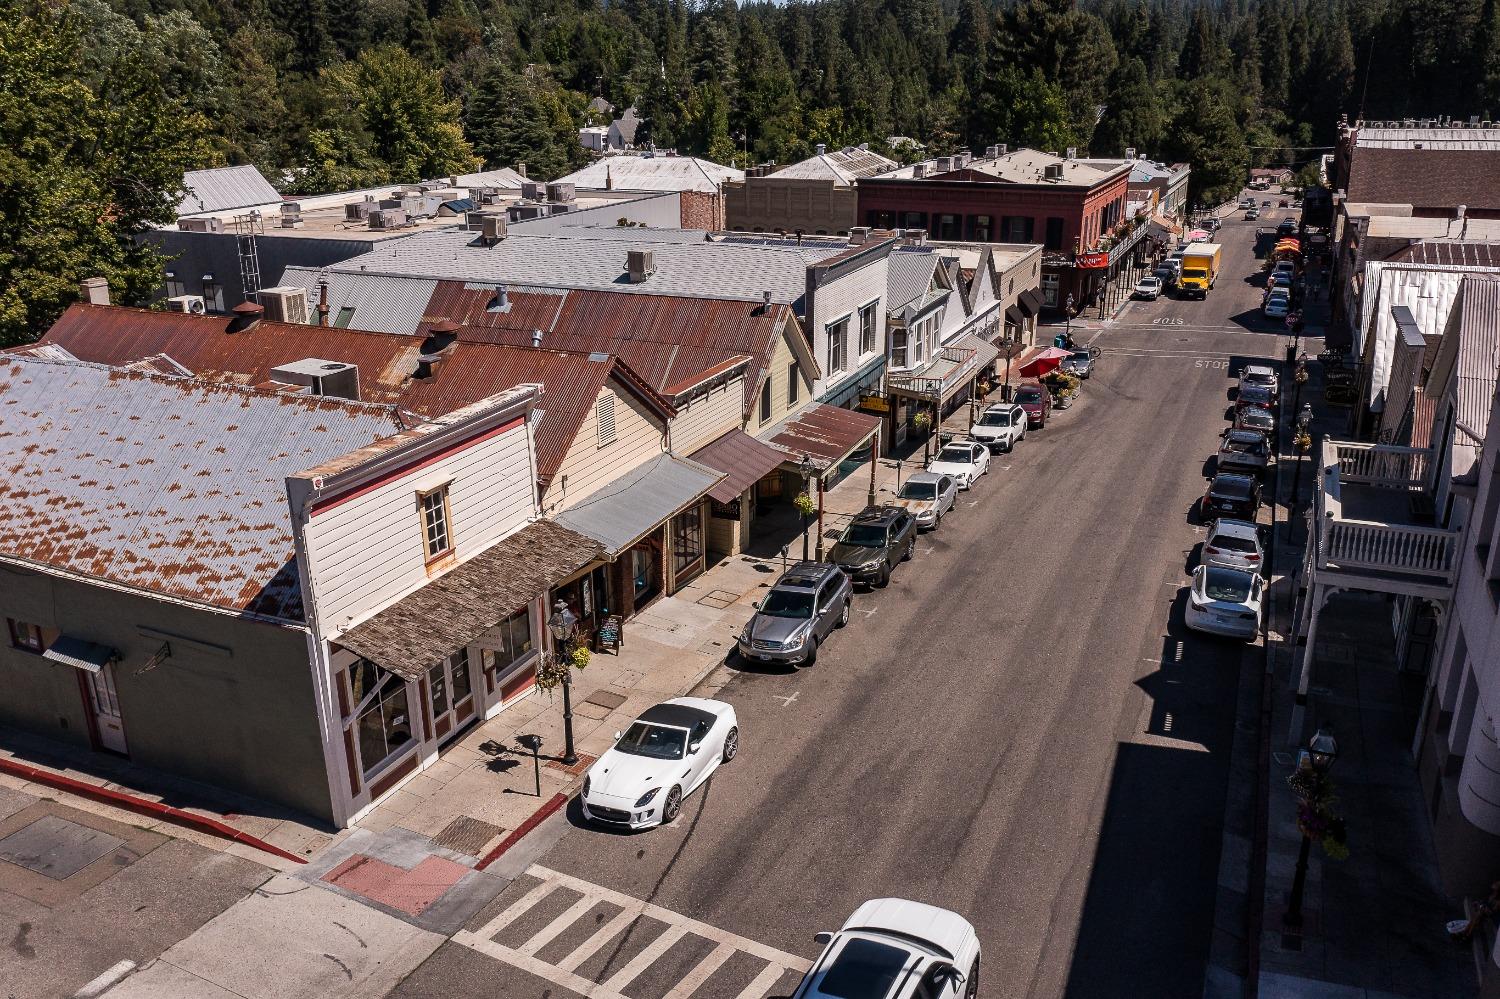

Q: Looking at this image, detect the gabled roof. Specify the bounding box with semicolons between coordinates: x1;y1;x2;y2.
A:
0;354;406;621
552;154;743;193
768;147;898;186
449;167;527;190
887;247;941;311
34;304;674;489
177;165;282;216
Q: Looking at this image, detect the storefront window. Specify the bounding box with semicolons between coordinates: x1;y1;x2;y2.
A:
489;608;533;671
352;665;413;779
673;506;705;580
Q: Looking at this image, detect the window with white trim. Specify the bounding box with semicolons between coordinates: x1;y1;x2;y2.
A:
858;302;878;356
827;316;849;374
348;660;415;778
596;396;617;447
891;326;909;369
6;618;43;652
420;486;453;560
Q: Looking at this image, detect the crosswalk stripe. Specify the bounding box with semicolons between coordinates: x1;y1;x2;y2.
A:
600;924;690;992
735;962;790;999
661;942;737;999
454;930;629;999
518;893;602;957
557;902;647;973
476;877;557;939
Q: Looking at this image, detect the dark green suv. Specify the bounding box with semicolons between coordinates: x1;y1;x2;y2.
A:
827;506;917;588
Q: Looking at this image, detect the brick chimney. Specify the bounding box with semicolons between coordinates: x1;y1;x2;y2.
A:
79;277;110;306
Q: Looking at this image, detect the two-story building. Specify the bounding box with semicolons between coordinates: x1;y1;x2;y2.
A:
724;144;900;237
0;352;592;826
856;147;1135;315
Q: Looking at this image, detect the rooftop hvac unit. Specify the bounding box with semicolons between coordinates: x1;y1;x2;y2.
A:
996;143;1007;156
400;196;425;216
465;211;491;230
368;208;408;230
178;217;224;233
507;203;545;221
279;202;303;228
345;201;372;221
985;145;1000;157
1125;147;1137;160
259;286;311;325
936;157;953;172
912;163;927;178
1065;147;1077;160
546;182;576;203
1044;164;1064;180
478;186;502;205
626;249;655;283
269;358;360;401
167;294;206;314
481;215;507;244
521;181;544;201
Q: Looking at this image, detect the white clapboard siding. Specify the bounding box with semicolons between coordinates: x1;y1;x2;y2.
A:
759;336;808;431
670;375;744;454
810;256;887;400
546;384;666;514
305;420;536;636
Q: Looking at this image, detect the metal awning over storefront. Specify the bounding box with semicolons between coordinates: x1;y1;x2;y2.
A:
554;453;725;556
42;636;115;674
690;431;789;503
335;520;604;679
1005;305;1028;327
884;334;1001;406
1018;288;1045;316
764;402;881;473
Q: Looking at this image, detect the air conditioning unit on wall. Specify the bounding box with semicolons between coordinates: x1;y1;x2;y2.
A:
259;286;311;325
167;295;206;314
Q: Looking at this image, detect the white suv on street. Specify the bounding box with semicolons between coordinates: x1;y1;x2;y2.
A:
968;403;1026;453
792;899;981;999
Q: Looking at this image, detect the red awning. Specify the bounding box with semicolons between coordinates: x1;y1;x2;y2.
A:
1018;346;1071;377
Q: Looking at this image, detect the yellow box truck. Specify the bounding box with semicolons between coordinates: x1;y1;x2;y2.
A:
1179;243;1222;299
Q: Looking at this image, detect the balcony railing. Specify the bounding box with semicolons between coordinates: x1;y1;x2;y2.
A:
885;347;979;402
1329;440;1430;489
1314;439;1459;586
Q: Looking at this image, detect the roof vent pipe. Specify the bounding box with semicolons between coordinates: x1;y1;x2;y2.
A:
816;143;827;155
490;284;510;312
762;290;772;312
532;329;543;347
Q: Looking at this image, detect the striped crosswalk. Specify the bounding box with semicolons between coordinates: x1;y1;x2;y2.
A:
453;866;811;999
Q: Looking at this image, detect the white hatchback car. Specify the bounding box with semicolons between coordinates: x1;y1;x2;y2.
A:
1202;518;1264;571
792;899;981;999
927;440;990;489
580;698;738;830
1185;564;1263;640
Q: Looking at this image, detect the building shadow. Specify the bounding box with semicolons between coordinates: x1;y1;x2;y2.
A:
1061;596;1245;997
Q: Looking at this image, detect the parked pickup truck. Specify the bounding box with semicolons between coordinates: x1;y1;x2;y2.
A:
1178;243;1222;299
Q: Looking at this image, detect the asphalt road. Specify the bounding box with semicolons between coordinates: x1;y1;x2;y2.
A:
404;201;1297;999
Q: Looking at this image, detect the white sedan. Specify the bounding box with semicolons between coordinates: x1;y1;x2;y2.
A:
927;440;990;489
1133;275;1163;300
1184;564;1263;640
580;698;738;830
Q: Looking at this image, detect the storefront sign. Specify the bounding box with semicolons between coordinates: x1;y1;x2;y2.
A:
1075;252;1109;269
859;394;890;413
711;498;742;520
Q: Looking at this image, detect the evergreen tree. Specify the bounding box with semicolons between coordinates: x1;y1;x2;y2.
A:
1092;57;1163;156
973;64;1074;152
0;0;210;343
1164;78;1248;206
466;64;573;177
322;46;475;181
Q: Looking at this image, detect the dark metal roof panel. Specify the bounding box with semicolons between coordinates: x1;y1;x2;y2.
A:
553;454;725;554
764;403;881;472
690;431;790;503
0;355;405;621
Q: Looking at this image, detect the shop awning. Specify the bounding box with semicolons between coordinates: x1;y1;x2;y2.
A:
555;453;725;556
42;636;115;674
335;520;605;679
1018;288;1045;316
690;431;789;503
764;402;881;474
1018;346;1072;377
1147;213;1182;240
1005;305;1027;327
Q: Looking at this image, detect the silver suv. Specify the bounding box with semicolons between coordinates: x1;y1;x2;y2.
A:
737;562;852;667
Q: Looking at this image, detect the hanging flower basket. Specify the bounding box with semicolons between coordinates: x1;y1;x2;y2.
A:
912;410;931;431
793;491;816;518
571;645;591;670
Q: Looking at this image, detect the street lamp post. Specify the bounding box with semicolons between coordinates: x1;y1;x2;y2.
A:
1064;293;1075;345
999;333;1023;402
547;599;580;767
799;452;814;562
1284;728;1339;930
1290;404;1313;508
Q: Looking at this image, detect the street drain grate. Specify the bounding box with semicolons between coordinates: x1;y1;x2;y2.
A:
545;753;598;776
696;589;739;609
583;689;627;710
431;816;505;856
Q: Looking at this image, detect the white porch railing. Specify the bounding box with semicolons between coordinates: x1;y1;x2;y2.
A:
1329;440;1430;489
1319;518;1458;582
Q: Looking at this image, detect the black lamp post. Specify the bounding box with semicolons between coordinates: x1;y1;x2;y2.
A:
799;452;814;562
999;333;1024;403
1284;727;1339;930
1290;404;1313;508
547;599;579;767
1064;293;1076;344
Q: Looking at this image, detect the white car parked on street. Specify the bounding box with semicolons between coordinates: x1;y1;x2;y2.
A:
791;899;981;999
580;698;738;830
1185;564;1263;640
1202;518;1264;571
1133;275;1163;300
968;403;1026;453
927;440;990;489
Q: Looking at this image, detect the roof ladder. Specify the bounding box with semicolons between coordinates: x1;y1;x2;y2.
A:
232;212;264;302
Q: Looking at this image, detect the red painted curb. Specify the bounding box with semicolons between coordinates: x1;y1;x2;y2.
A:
477;792;568;871
0;758;307;865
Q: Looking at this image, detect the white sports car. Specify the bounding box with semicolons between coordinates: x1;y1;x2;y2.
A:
580;697;738;830
791;899;982;999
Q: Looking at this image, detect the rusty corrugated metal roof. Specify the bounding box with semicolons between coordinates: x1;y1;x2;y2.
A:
763;402;881;472
38;304;673;486
0;355;406;622
1391;241;1500;268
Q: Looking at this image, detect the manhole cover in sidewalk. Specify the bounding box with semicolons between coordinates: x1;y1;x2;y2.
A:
432;816;505;856
583;690;627;710
0;815;125;880
545;753;597;776
696;589;739;609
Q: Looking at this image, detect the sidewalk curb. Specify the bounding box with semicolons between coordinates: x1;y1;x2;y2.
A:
476;792;568;871
0;757;307;865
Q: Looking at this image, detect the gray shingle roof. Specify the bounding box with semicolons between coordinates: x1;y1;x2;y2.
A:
553;453;724;554
887;248;940;311
278;269;438;336
177;165;282;216
295;229;850;307
0;355;405;621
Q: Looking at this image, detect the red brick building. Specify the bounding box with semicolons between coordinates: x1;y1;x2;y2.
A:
856;148;1138;314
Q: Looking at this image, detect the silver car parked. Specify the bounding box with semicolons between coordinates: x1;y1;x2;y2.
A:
737;562;852;667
